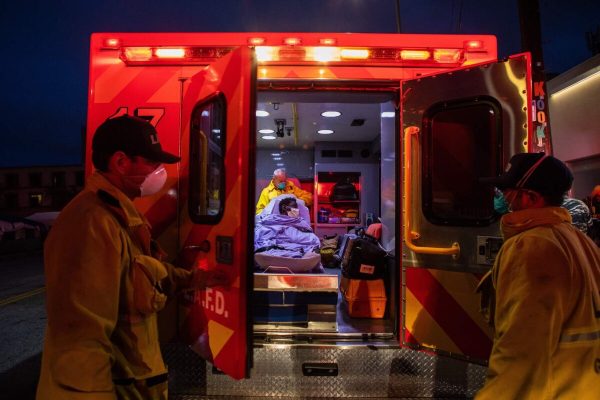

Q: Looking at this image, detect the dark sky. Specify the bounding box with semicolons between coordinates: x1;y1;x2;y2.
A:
0;0;597;168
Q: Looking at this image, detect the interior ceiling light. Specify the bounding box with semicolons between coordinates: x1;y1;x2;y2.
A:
271;152;280;156
256;110;270;117
381;111;395;118
262;135;276;140
318;129;334;135
321;111;341;117
273;157;282;161
259;129;275;134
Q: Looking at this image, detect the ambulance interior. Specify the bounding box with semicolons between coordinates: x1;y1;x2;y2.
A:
253;90;398;338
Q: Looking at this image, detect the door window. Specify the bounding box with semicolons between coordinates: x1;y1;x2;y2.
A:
189;93;226;224
422;96;501;226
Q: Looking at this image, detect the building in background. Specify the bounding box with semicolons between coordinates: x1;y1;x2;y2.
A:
0;165;83;217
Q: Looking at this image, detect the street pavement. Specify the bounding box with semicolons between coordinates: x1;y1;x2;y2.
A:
0;251;45;400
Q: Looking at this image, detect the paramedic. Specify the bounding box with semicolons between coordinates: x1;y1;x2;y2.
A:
256;168;313;215
37;115;228;400
476;153;600;400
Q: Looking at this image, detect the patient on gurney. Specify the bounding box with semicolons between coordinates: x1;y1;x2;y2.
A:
254;195;322;273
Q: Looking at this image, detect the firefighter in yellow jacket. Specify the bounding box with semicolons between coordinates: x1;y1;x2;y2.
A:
256;168;313;215
36;115;228;400
477;153;600;400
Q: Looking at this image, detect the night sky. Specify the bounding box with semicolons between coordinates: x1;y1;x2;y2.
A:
0;0;597;168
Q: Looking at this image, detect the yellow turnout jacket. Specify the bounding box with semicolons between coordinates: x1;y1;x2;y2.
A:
37;172;193;399
255;179;313;215
476;207;600;399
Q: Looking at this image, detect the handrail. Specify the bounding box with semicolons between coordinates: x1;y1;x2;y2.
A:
402;126;460;258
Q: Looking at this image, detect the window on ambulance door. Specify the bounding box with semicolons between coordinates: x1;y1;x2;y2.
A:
422;96;501;226
189;94;226;224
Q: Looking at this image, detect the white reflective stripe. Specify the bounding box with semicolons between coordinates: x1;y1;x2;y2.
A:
559;330;600;344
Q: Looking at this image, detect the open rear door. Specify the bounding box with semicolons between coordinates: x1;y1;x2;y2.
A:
400;54;532;362
177;46;255;379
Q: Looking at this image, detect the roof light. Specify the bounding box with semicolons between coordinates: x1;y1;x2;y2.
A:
381;111;395;118
283;37;302;46
313;46;340;62
155;48;186;58
318;129;334;135
256;110;270;117
124;47;152;61
103;38;120;48
340;49;369;59
262;135;277;140
256;46;275;62
464;40;483;50
259;129;275;134
400;50;430;60
248;37;265;45
320;38;337;46
433;49;463;63
321;111;341;117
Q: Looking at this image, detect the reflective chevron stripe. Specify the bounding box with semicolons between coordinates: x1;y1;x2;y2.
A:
560;329;600;344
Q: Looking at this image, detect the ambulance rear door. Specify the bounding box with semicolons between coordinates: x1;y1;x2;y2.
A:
400;54;532;362
177;46;256;379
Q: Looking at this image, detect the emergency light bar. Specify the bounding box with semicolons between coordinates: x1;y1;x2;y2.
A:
120;46;234;65
120;45;466;66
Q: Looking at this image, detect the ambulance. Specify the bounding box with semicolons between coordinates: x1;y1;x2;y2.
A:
86;32;545;398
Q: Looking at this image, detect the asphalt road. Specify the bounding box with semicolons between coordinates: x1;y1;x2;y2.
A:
0;251;46;400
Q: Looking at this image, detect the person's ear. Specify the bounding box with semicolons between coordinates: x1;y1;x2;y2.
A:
108;151;131;175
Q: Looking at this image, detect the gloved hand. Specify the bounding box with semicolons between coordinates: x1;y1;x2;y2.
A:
190;268;229;290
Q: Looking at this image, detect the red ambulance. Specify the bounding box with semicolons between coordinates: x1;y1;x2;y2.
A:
86;32;541;398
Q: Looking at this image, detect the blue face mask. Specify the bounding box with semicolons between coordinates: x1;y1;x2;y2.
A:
494;190;510;215
277;182;286;190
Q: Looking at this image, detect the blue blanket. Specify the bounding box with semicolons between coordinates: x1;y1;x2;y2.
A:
254;214;320;258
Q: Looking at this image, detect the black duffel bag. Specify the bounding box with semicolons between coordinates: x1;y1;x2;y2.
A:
341;231;388;280
330;178;358;201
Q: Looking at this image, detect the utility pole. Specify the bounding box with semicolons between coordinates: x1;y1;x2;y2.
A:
518;0;552;154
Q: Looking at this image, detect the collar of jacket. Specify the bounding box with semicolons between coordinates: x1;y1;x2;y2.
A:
86;172;146;228
500;206;572;240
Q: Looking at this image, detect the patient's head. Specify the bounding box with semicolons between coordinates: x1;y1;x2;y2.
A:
279;197;299;217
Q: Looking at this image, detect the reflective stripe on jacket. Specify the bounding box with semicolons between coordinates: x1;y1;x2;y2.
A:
255;179;313;215
476;207;600;400
37;172;192;399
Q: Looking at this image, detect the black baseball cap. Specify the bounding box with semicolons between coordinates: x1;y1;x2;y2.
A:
481;153;573;196
92;115;180;164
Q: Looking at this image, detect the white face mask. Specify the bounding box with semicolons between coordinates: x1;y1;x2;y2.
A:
287;207;300;218
139;166;167;196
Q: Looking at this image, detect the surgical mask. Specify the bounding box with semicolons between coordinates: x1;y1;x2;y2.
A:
277;182;286;190
140;166;167;196
493;190;510;215
287;208;300;218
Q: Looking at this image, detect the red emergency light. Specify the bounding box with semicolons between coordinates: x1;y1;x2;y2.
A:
283;37;302;46
248;37;266;46
464;40;484;51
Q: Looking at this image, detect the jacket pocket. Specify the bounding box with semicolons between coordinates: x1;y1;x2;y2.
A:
132;255;168;315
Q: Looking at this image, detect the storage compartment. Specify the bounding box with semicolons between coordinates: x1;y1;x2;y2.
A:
340;276;387;318
253;273;339;331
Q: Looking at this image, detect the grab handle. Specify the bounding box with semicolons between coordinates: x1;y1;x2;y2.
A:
403;126;460;259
